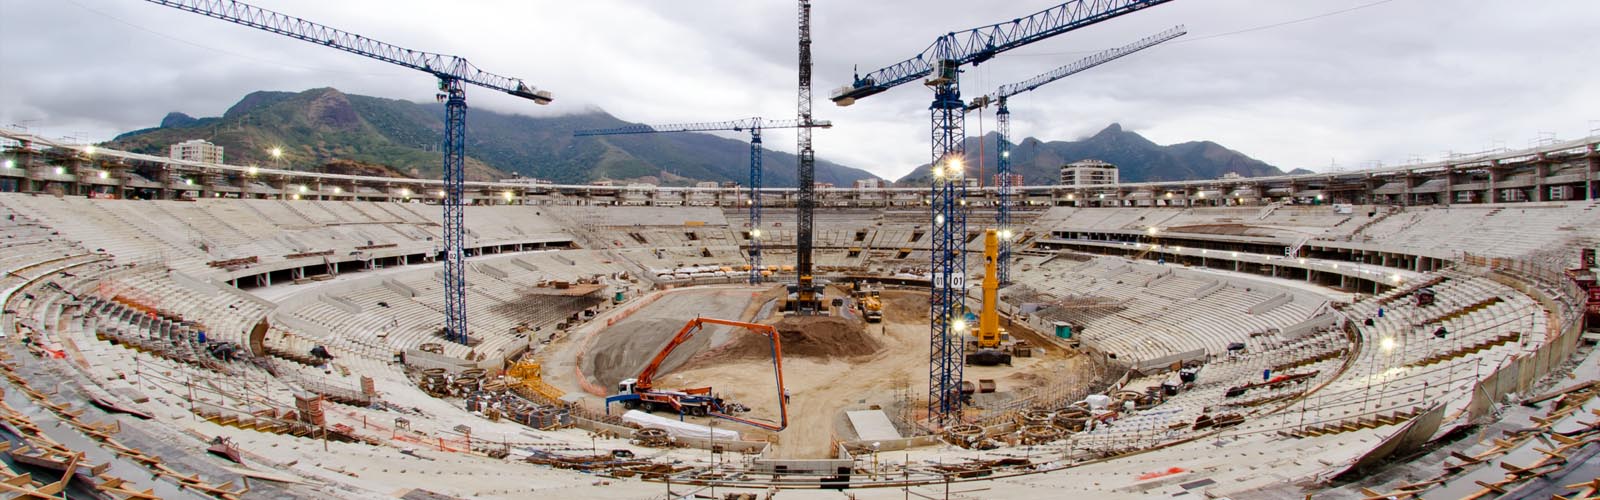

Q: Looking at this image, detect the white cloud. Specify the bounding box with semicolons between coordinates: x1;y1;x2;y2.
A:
2;0;1595;179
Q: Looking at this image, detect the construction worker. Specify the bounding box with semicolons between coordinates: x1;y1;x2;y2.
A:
783;388;791;403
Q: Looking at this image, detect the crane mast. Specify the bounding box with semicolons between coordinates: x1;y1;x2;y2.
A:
793;0;823;314
995;103;1013;284
749;127;764;283
927;53;969;426
142;0;551;347
830;0;1177;426
574;118;832;285
441;78;468;345
970;25;1187;285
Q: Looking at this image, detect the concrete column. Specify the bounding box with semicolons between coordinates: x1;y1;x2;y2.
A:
1533;155;1549;202
156;168;176;200
1588;153;1599;200
1401;172;1412;207
1487;161;1499;203
202;173;222;199
1442;166;1455;206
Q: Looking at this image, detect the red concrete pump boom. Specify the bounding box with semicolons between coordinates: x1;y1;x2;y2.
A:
620;317;788;431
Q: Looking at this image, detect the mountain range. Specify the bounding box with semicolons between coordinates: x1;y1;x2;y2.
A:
106;87;1298;186
897;123;1308;185
107;87;878;186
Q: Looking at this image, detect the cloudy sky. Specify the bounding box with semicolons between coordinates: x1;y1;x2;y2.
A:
2;0;1596;179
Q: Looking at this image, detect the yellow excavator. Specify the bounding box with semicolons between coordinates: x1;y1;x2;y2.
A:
966;229;1013;366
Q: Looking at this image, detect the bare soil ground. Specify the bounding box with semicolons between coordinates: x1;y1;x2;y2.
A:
669;289;1086;458
549;286;1090;459
719;315;883;360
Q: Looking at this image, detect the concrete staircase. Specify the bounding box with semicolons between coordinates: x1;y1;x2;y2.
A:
1283;406;1425;438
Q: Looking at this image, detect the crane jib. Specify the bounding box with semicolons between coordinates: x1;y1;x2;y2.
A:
142;0;552;347
830;0;1176;105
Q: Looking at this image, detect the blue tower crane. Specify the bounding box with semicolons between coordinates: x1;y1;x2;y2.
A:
831;0;1177;427
573;118;833;284
140;0;551;347
967;26;1186;285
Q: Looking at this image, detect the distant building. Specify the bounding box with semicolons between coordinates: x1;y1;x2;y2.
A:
620;183;657;206
169;139;223;164
992;173;1024;188
853;178;884;189
814;182;835;189
695;181;720;189
1060;159;1117;187
499;175;552;185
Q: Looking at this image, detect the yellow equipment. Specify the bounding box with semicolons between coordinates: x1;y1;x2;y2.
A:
780;273;829;314
967;229;1012;365
854;284;884;322
507;360;565;404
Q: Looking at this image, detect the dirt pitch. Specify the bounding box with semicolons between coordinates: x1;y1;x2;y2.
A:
542;286;1088;459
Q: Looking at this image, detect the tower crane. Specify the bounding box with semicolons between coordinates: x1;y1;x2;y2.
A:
830;0;1177;426
573;118;833;284
793;0;823;315
967;26;1186;285
142;0;551;347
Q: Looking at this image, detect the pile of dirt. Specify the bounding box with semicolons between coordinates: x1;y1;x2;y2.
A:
881;290;928;324
722;315;884;360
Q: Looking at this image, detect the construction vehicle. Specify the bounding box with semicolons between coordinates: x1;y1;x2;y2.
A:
852;281;884;322
605;317;788;431
967;229;1013;366
829;0;1177;426
966;26;1186;285
780;280;830;314
860;290;884;323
